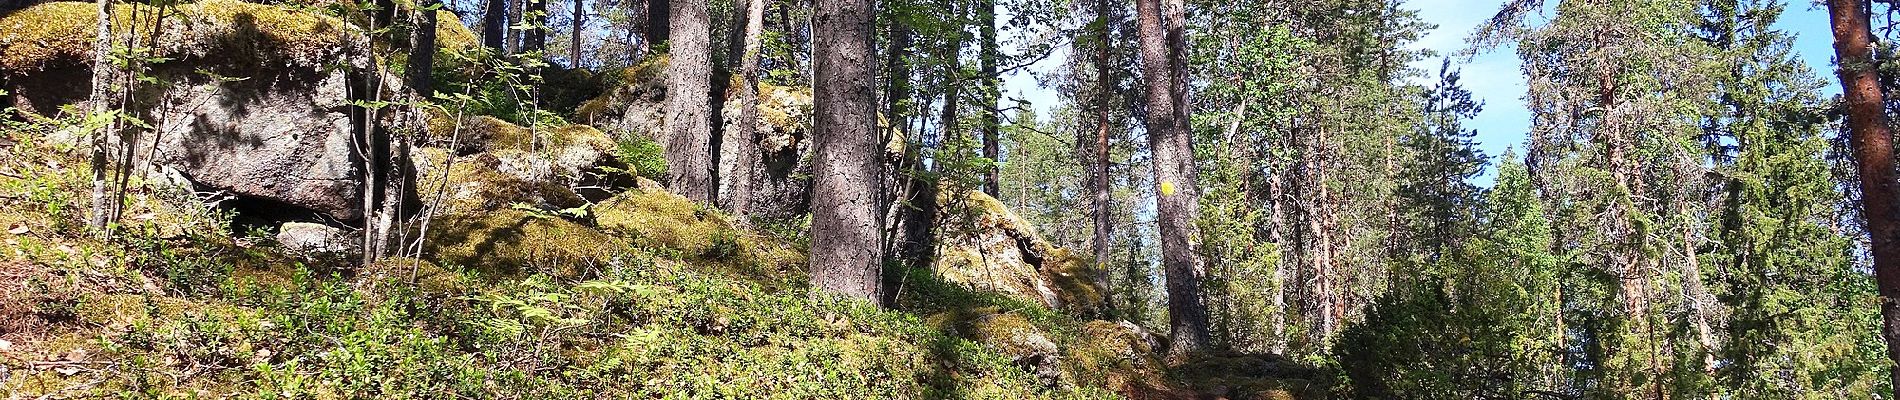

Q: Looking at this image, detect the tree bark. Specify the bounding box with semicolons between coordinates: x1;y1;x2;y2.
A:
647;0;670;47
1135;0;1208;356
525;0;548;53
1091;0;1115;315
408;0;440;97
810;0;882;302
86;0;114;234
483;0;506;51
885;14;911;126
373;0;396;30
717;0;764;216
663;0;714;202
508;0;523;53
570;0;584;65
938;0;965;146
1827;0;1900;393
978;0;1000;197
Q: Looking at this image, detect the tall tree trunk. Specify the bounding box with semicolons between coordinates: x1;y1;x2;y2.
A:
647;0;670;47
718;0;763;216
663;0;714;202
885;16;911;126
373;0;396;30
408;0;440;97
525;0;548;53
1827;0;1900;393
810;0;882;302
1090;0;1116;317
1135;0;1208;356
509;0;524;53
978;0;1000;197
938;0;965;146
87;0;114;234
483;0;506;50
570;0;584;65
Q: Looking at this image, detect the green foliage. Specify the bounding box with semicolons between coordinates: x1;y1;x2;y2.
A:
613;135;670;182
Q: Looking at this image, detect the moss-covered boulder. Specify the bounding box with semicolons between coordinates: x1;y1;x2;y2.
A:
1;0;418;223
412;147;588;215
419;210;629;278
934;190;1107;315
576;56;818;219
412;111;637;213
593;187;805;284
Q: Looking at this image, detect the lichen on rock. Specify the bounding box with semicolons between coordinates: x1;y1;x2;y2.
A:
933;190;1107;316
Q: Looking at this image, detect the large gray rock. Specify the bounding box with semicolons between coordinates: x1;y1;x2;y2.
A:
155;69;369;221
0;1;418;223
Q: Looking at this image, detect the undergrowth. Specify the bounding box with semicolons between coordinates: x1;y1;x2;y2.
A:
0;115;1124;399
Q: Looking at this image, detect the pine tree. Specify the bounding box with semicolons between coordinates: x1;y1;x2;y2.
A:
1134;0;1208;356
1826;0;1900;393
663;0;714;201
810;0;882;302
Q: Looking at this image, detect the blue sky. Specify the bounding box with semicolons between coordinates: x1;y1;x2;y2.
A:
1407;0;1840;182
1001;0;1843;186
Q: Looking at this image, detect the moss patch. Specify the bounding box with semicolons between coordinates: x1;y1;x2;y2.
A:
434;10;477;52
0;0;357;73
593;188;805;285
421;210;628;278
574;54;670;122
934;190;1106;315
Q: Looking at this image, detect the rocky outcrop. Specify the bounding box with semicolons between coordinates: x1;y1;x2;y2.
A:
933;190;1106;315
0;0;418;223
413;111;634;215
576;57;816;219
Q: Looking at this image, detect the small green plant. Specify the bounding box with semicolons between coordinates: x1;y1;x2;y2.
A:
614;136;669;181
705;229;742;260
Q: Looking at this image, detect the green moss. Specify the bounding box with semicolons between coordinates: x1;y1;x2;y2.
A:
422;210;628;278
592;189;804;281
933;190;1107;315
361;256;468;296
434;10;478;52
574;54;670;121
0;0;356;72
424;112;614;156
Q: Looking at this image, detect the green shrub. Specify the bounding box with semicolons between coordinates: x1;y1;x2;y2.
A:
614;136;670;182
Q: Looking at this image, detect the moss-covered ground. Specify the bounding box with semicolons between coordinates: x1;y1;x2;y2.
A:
0;110;1215;399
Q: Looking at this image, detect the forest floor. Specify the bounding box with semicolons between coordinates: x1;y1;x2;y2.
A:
0;118;1327;399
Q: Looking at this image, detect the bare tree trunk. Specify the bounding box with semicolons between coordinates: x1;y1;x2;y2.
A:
647;0;670;47
483;0;506;50
525;0;548;53
1827;0;1900;393
570;0;584;65
978;0;1000;197
1135;0;1208;357
509;0;524;53
718;0;763;216
1090;0;1116;317
938;0;964;146
664;0;714;202
810;0;882;302
883;12;910;123
373;0;396;30
86;0;115;235
408;0;440;97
